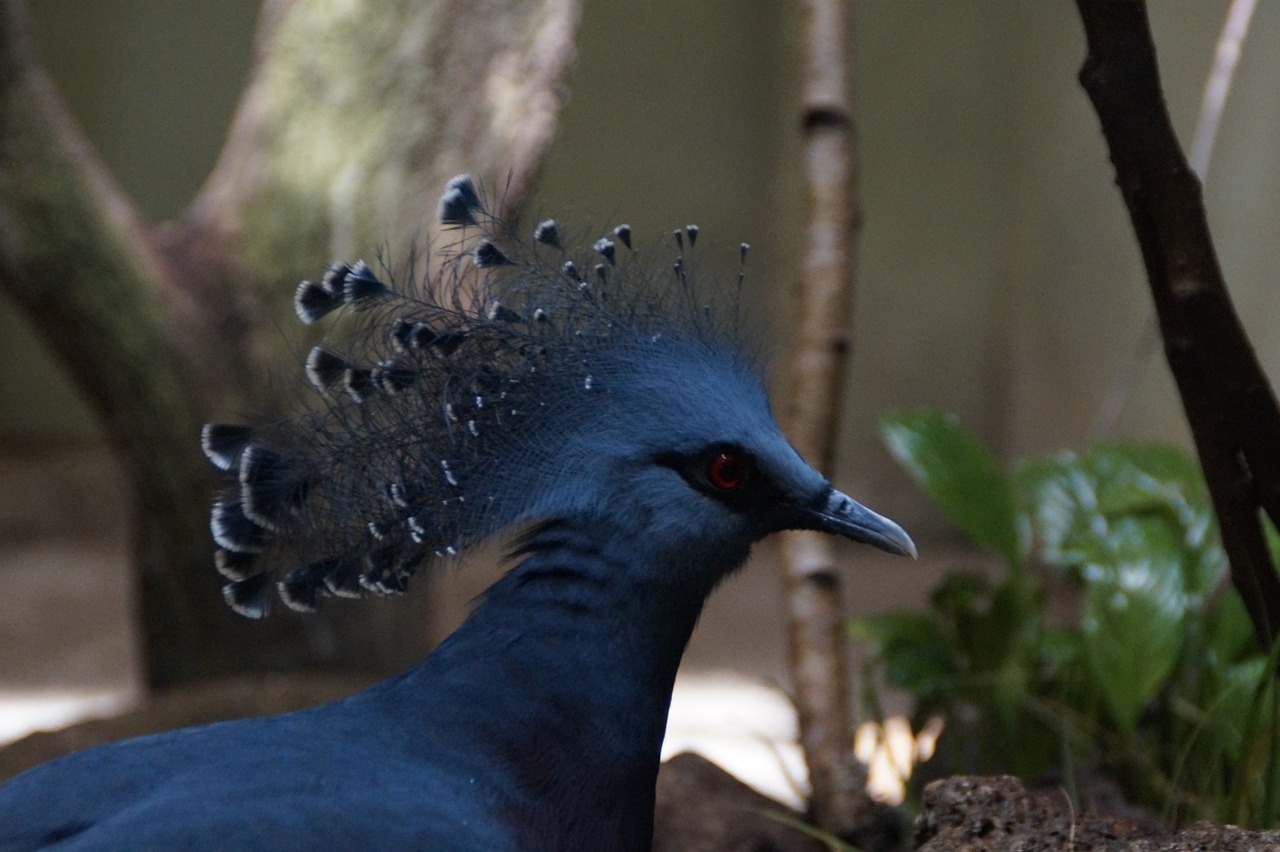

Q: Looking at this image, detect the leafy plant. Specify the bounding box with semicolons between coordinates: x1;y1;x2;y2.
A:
856;409;1280;825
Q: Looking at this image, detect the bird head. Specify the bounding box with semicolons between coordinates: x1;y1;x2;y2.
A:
502;337;913;589
202;175;913;616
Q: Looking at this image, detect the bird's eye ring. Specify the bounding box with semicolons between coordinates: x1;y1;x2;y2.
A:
706;451;748;491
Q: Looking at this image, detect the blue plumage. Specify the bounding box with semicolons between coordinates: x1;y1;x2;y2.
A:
0;175;914;851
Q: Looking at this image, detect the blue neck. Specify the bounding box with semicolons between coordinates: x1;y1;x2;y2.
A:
367;520;736;850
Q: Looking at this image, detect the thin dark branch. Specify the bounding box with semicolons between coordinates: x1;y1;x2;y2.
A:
1074;0;1280;647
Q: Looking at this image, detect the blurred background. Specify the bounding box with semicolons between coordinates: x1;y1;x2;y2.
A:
2;0;1278;803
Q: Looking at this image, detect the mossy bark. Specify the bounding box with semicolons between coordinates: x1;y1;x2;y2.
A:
0;0;580;687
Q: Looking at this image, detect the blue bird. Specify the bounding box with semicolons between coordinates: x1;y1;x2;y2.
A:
0;175;914;851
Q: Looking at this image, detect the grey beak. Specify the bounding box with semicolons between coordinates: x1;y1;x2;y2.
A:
791;487;917;558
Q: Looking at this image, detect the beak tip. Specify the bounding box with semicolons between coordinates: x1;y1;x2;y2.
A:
878;518;918;559
817;487;917;560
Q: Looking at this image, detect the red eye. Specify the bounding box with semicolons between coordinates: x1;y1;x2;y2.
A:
706;451;748;491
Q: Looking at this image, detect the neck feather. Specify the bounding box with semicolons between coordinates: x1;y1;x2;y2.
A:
378;519;735;849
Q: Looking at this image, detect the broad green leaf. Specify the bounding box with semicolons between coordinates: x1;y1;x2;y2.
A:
1079;516;1187;733
1098;444;1206;496
1087;446;1220;595
1088;448;1188;518
1207;591;1258;671
1019;444;1223;597
1017;453;1098;571
880;410;1021;567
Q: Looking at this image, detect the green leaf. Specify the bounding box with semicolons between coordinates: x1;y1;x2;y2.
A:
880;410;1021;567
929;570;993;616
1018;444;1223;597
1207;591;1260;670
928;570;1038;676
1017;453;1093;570
1263;514;1280;576
851;612;956;698
1209;657;1272;759
1038;625;1083;672
1079;515;1187;733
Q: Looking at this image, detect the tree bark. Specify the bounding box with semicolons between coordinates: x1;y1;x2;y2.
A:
0;0;580;687
778;0;872;836
1073;0;1280;647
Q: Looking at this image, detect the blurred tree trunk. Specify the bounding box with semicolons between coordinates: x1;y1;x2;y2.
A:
778;0;873;838
0;0;580;688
